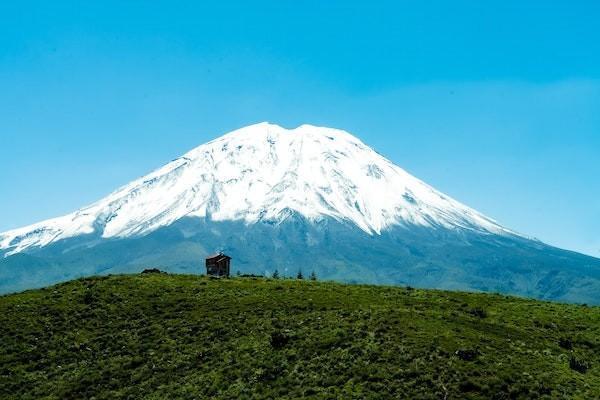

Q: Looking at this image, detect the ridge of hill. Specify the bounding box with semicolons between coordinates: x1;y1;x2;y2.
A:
1;274;599;399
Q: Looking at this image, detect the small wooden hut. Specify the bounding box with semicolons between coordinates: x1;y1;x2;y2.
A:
205;252;231;277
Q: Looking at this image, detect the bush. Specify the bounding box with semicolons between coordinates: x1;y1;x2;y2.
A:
270;331;290;349
459;379;480;392
82;290;95;305
468;307;487;318
558;337;573;350
455;348;479;361
141;268;163;274
569;356;589;373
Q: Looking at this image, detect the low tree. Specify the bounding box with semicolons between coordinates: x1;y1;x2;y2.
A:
272;269;280;279
309;271;317;281
296;270;304;280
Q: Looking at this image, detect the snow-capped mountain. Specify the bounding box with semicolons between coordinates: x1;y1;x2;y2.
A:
1;123;599;303
1;123;515;256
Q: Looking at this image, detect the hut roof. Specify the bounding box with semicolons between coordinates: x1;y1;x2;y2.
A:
206;252;231;261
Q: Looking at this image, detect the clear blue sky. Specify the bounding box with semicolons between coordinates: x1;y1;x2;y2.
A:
1;1;599;257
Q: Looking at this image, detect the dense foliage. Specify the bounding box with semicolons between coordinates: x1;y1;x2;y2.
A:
1;274;599;399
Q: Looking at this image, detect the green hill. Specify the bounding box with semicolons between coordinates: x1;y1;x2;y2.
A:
1;274;599;399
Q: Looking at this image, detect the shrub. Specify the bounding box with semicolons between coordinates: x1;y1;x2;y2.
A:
83;290;95;305
569;356;589;373
459;379;480;392
468;307;488;318
270;331;290;349
558;337;573;350
455;348;479;361
141;268;163;274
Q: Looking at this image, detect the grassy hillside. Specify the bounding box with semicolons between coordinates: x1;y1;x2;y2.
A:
1;274;599;399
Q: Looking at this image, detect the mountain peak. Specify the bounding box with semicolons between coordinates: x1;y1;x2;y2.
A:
1;123;516;255
204;122;363;145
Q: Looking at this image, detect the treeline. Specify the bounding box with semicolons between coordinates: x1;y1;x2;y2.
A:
235;269;317;280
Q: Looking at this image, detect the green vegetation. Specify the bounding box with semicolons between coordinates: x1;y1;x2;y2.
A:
1;274;599;399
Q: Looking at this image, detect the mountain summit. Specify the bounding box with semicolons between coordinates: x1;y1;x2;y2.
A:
1;123;513;254
1;123;599;302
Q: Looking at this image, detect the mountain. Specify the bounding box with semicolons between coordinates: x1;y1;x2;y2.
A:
0;122;512;252
1;122;600;302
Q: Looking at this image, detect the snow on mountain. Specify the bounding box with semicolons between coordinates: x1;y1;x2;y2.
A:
0;122;517;256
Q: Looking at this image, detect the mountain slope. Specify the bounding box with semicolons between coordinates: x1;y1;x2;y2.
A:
1;274;599;399
1;122;599;302
0;123;515;255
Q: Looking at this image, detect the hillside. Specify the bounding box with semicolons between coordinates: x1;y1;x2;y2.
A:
1;274;599;399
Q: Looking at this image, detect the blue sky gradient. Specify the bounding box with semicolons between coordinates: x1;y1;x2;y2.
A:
1;1;599;256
